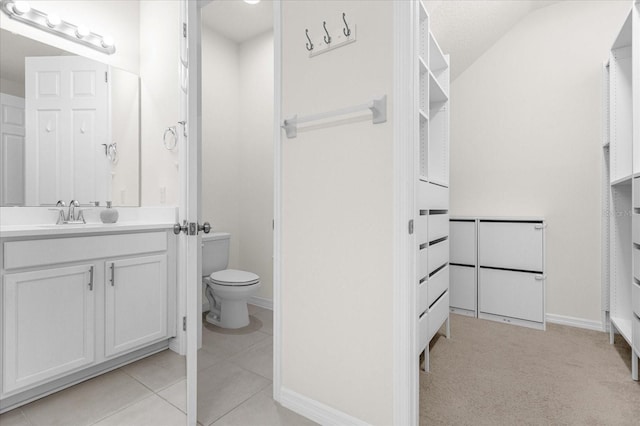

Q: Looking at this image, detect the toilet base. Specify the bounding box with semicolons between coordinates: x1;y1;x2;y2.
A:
205;299;250;329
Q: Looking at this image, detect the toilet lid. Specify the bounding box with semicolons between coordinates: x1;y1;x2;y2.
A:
209;269;260;286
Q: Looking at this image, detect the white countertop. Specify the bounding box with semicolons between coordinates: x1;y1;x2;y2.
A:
0;222;175;238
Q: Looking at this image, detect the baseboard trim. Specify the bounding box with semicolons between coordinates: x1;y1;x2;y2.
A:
279;387;370;426
248;296;273;310
546;313;603;332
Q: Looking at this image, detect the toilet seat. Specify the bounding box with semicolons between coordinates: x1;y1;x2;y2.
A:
209;269;260;287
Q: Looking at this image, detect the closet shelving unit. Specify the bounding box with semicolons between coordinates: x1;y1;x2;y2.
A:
415;0;451;373
603;1;639;381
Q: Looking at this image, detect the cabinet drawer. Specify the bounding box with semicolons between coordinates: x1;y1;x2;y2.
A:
428;265;449;307
450;220;476;265
418;279;428;316
418;246;429;280
479;268;544;323
634;215;640;245
418;312;429;354
479;221;544;272
428;291;449;341
634;177;640;209
450;265;476;311
634;246;640;282
418;182;448;210
4;232;168;270
634;314;640;353
428;213;449;242
417;213;428;246
633;281;640;317
428;239;449;276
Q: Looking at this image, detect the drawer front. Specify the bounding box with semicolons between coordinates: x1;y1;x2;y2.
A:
428;265;449;307
417;213;429;246
633;281;640;317
428;239;449;276
418;246;429;280
634;314;640;353
428;291;449;341
450;265;476;311
634;246;640;282
418;312;429;354
450;220;476;265
418;182;448;210
418;279;429;316
634;177;640;209
428;213;449;242
479;268;544;323
479;221;544;272
4;232;168;270
634;215;640;245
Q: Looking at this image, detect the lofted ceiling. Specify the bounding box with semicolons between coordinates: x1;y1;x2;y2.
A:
201;0;273;44
425;0;559;82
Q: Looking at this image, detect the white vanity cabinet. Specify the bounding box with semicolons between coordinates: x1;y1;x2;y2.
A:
3;264;97;394
105;254;168;357
0;229;177;409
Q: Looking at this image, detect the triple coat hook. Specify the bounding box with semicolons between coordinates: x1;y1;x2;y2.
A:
304;13;354;54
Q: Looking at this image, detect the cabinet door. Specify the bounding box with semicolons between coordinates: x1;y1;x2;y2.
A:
104;254;168;357
3;264;95;394
479;221;544;272
479;268;544;323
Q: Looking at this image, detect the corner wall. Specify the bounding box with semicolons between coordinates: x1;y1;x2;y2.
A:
449;0;631;323
280;1;394;423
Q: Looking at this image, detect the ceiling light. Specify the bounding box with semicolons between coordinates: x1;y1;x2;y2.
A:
244;0;260;4
75;25;90;39
12;1;30;15
46;13;61;28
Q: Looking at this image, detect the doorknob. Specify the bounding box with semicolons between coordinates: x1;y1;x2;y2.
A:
173;220;188;235
198;222;211;234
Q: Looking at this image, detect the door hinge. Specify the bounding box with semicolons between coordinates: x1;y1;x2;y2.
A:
183;23;187;38
408;219;414;235
183;316;187;331
105;71;108;83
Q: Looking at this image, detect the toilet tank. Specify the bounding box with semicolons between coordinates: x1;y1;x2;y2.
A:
202;232;230;276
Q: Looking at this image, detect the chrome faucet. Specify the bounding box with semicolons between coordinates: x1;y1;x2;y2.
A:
68;200;80;222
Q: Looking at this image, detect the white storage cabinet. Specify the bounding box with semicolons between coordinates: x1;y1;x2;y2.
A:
449;219;476;317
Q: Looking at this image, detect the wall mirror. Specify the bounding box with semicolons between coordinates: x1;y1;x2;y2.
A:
0;28;141;207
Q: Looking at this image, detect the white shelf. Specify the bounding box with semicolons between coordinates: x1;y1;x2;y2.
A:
419;109;429;121
611;175;633;186
611;315;633;346
429;71;448;105
612;12;632;50
429;32;447;72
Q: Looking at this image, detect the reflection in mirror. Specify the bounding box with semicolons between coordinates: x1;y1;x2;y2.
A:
0;28;140;207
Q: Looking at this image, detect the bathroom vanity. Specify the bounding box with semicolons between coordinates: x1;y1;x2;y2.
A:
0;211;178;412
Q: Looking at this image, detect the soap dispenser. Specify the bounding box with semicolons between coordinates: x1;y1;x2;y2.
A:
100;201;119;223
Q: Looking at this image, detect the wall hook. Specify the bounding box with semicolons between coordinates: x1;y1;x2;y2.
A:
323;21;331;44
342;13;351;37
305;29;314;51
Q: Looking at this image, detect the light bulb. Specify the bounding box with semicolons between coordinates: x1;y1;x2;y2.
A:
12;1;31;15
46;14;61;28
101;35;114;48
244;0;260;4
75;25;90;39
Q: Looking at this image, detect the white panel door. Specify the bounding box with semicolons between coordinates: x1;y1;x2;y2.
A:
0;93;25;206
104;254;168;358
3;264;96;394
25;56;108;205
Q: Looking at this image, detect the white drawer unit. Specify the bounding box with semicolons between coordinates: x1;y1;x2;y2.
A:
634;246;640;282
428;238;449;276
417;211;429;246
418;279;429;316
634;314;640;356
428;265;449;308
428;291;450;341
418;181;449;210
428;212;449;242
634;177;640;209
633;281;640;317
418;312;429;355
448;217;545;330
450;219;476;266
479;268;545;324
479;221;544;272
450;264;476;315
634;214;640;244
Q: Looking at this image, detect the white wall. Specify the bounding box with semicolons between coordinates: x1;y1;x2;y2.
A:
201;26;242;268
449;1;631;323
0;78;24;98
281;1;394;423
238;31;274;301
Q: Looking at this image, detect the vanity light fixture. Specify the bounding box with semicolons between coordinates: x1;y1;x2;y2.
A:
244;0;261;4
0;0;116;54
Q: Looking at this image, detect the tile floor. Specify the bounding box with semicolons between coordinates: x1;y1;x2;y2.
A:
0;305;315;426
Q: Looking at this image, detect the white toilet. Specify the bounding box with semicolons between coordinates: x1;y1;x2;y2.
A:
202;232;261;329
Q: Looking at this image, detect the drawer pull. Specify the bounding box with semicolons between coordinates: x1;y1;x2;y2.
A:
88;266;94;291
110;263;115;286
534;274;546;281
534;223;546;230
